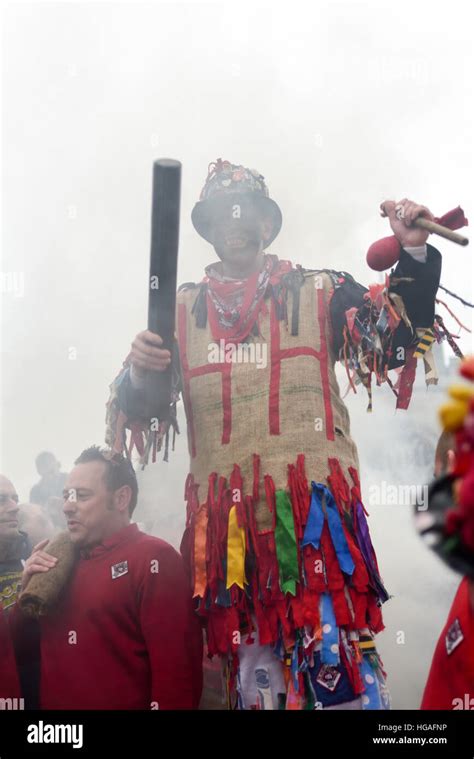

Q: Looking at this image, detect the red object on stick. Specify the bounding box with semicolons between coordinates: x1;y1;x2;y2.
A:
366;206;469;271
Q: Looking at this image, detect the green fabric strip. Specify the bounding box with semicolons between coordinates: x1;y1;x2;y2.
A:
275;489;299;596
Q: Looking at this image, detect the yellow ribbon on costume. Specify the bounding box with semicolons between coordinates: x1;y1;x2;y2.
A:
193;504;208;598
226;505;246;590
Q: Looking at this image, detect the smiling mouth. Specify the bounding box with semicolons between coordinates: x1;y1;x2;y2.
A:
225;236;249;249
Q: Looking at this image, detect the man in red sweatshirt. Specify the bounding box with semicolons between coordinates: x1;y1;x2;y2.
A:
20;445;202;710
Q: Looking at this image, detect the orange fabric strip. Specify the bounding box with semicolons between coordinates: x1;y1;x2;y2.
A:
193;504;208;598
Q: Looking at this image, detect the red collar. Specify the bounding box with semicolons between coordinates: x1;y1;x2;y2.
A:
80;523;140;560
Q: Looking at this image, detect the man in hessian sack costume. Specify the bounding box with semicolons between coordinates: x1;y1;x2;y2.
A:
106;158;450;710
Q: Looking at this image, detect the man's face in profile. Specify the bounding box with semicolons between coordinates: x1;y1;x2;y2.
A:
209;195;273;270
0;476;20;539
63;461;125;547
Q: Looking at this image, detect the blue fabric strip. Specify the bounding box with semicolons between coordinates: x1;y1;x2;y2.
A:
359;657;383;710
321;592;340;666
303;483;355;577
291;642;300;692
302;482;326;549
324;488;355;577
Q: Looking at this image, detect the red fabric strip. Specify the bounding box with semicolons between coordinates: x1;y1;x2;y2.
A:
269;289;335;440
317;287;335;441
221;365;232;444
245;494;260;559
263;474;277;531
396;348;418;410
252;453;260;503
435;206;468;230
177;303;197;458
269;298;282;434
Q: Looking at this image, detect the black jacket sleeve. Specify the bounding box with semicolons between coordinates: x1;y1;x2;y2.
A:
389;243;442;319
330;244;442;368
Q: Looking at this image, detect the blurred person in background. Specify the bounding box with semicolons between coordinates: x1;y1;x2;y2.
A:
30;452;67;515
417;358;474;709
0;474;40;709
0;475;28;610
18;503;56;548
0;476;23;708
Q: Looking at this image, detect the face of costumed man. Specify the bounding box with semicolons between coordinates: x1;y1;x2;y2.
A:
208;194;274;277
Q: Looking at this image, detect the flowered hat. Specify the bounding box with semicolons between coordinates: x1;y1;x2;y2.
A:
191;158;282;245
415;356;474;577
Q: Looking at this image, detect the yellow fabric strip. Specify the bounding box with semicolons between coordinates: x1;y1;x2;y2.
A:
226;504;246;590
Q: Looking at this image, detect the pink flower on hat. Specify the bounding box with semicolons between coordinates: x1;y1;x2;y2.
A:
232;169;245;182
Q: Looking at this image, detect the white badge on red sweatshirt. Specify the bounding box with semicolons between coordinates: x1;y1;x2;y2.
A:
445;618;464;655
111;560;128;579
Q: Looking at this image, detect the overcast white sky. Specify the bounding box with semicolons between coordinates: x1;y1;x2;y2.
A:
1;0;473;708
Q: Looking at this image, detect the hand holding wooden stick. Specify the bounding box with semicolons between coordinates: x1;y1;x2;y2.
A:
367;202;469;270
380;200;469;246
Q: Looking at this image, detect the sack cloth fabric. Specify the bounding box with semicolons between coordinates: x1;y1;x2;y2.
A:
175;263;390;709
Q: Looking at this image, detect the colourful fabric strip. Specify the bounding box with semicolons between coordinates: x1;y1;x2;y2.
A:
396;348;417;410
290;643;300;693
354;500;390;603
304;483;355;576
413;328;435;359
192;504;208;598
226;505;246;590
274;490;299;596
301;483;325;549
321;592;340;666
359;656;383;710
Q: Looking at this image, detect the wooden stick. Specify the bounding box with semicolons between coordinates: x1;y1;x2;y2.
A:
414;217;469;246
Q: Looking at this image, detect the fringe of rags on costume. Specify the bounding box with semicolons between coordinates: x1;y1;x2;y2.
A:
105;250;461;710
